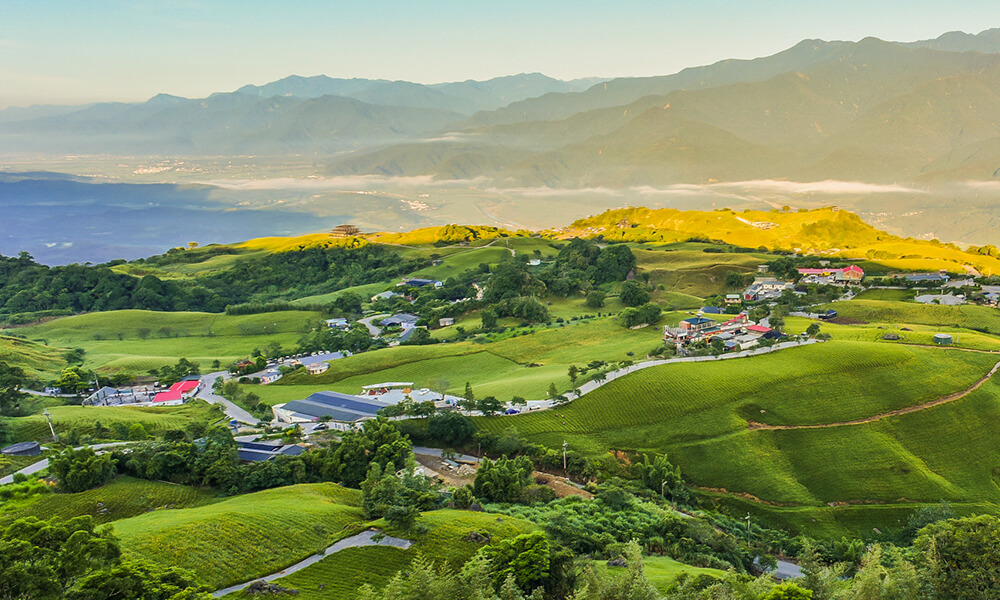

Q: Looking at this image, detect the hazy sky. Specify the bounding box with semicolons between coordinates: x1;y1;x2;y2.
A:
2;0;999;108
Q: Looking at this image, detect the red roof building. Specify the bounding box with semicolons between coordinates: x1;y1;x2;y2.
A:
747;324;772;334
153;390;183;403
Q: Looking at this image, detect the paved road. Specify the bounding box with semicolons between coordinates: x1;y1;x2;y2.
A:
213;529;411;597
559;339;820;404
0;442;130;485
358;313;389;337
196;371;258;425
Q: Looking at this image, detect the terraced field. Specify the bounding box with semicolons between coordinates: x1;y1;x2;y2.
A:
113;483;365;589
477;341;1000;529
13;309;323;372
268;510;538;599
1;476;218;524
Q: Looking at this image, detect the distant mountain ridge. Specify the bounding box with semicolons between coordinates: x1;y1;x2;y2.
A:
233;73;605;114
3;27;1000;178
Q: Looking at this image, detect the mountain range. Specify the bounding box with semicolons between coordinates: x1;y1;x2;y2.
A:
4;29;1000;185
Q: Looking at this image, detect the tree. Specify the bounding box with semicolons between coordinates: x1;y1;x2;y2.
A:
464;382;475;404
547;383;558;399
619;280;649;307
806;322;820;337
567;365;578;388
913;514;1000;600
478;531;551;593
477;396;504;417
635;453;683;500
48;448;115;493
0;516;121;599
760;582;813;600
481;308;498;330
0;360;28;416
594;244;637;284
427;412;476;446
332;418;412;488
65;560;212;600
473;455;533;503
585;290;606;308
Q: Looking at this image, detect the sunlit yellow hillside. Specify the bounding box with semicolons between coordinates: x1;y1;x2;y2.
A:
367;224;518;245
563;207;1000;275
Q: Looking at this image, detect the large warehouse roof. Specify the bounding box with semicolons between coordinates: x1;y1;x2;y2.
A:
281;391;390;422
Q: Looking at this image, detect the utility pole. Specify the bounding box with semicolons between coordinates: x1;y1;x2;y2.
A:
562;440;568;471
661;480;667;500
43;409;58;443
744;513;751;546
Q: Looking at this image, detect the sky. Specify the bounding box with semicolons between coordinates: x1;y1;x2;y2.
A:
2;0;1000;108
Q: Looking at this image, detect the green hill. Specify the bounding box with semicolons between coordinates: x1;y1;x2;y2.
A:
476;340;1000;536
112;483;365;589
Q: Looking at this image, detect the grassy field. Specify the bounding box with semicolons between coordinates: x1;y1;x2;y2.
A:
267;509;539;600
784;316;1000;351
2;400;223;443
113;483;365;589
594;556;725;594
0;335;68;379
823;300;1000;336
1;476;218;525
13;310;324;373
476;340;1000;532
853;289;915;302
262;317;665;403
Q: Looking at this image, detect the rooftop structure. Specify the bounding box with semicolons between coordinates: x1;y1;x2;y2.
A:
235;440;306;462
399;278;443;288
2;441;41;456
153;378;201;404
273;391;391;430
331;224;361;238
382;313;419;328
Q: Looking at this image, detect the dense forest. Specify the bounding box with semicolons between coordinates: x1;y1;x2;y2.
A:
0;246;426;320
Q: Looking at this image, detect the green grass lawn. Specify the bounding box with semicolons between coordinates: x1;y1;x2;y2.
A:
825;300;1000;336
592;556;725;594
853;289;915;302
0;335;68;379
265;509;538;600
113;483;365;589
266;316;665;403
475;340;1000;531
15;310;324;372
784;316;1000;351
2;400;224;444
1;476;218;525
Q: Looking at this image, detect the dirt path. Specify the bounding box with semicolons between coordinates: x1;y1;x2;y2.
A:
748;358;1000;431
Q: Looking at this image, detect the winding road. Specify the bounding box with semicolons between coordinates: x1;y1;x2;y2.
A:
212;529;411;597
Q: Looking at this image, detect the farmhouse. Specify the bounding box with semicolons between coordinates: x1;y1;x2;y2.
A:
905;273;950;283
796;265;864;284
439;317;455;327
743;279;792;302
235;440;306;463
371;290;401;302
2;441;41;456
272;391;391;430
725;294;742;305
153;377;201;405
325;318;349;330
259;370;282;385
306;362;329;375
382;313;419;328
399;278;443;288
